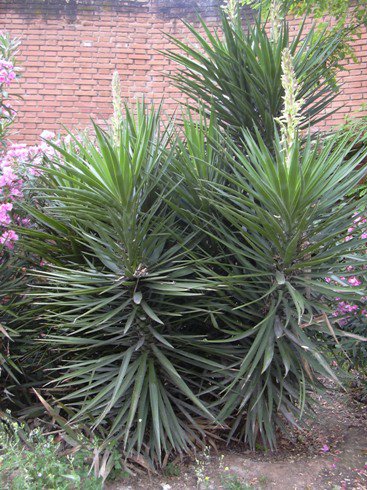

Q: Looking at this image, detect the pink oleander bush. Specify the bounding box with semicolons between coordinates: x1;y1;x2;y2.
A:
0;33;20;144
0;35;20;252
327;213;367;322
0;134;56;252
0;59;16;86
0;32;23;386
0;34;58;252
0;33;58;390
325;211;367;370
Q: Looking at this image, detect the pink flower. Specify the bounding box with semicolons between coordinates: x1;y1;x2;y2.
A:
8;186;23;198
321;444;330;452
63;134;72;145
40;130;56;140
347;276;362;287
0;166;18;186
0;202;13;224
0;60;16;86
0;229;19;249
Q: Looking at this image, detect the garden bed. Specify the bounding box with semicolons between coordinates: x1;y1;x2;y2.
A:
107;384;367;489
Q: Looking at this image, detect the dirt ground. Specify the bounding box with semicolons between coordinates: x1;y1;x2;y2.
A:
108;385;367;490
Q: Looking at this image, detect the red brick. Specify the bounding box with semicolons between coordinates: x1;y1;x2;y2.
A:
0;0;366;142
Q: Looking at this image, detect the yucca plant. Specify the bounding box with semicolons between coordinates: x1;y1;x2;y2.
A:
161;8;367;449
8;8;367;467
166;13;343;146
183;126;367;448
15;103;234;467
167;110;229;219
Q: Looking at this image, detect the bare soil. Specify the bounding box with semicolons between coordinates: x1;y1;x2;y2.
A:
108;385;367;490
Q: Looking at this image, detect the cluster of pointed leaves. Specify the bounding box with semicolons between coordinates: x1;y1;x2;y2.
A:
166;15;343;146
13;105;234;467
10;102;366;466
7;13;367;469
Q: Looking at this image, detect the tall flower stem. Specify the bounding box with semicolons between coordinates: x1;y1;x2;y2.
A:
111;70;123;146
276;48;304;168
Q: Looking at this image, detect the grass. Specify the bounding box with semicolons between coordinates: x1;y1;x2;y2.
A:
221;473;255;490
0;418;103;490
163;462;181;477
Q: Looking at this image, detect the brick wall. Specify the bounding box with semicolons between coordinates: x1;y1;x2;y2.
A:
286;13;367;129
0;0;366;143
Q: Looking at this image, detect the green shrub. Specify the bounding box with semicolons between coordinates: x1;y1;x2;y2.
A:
0;417;102;490
16;107;367;462
16;103;231;467
164;9;367;448
166;13;343;146
7;8;367;471
187;128;367;448
0;254;25;388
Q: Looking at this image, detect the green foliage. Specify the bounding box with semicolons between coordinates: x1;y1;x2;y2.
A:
0;33;20;62
239;0;367;66
166;14;342;146
0;33;20;144
0;251;34;403
174;124;367;448
5;7;367;472
0;418;102;490
222;474;254;490
339;319;367;372
164;9;367;449
288;0;367;23
340;113;367;199
239;0;367;29
14;106;367;464
163;462;181;477
15;103;232;467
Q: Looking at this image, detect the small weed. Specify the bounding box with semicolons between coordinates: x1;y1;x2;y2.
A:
194;446;211;488
255;443;266;451
0;418;102;490
258;474;269;486
163;462;181;477
221;473;254;490
101;439;129;482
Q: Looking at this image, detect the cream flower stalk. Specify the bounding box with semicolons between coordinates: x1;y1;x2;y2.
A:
269;0;283;43
111;70;123;146
276;48;304;169
221;0;239;24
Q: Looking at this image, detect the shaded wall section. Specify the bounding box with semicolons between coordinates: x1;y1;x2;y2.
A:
0;0;366;142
